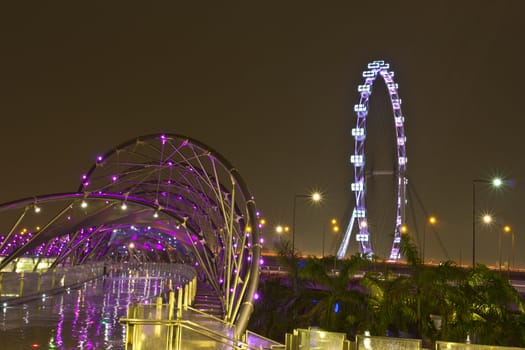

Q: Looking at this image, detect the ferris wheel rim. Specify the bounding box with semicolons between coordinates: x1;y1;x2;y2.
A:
351;60;408;260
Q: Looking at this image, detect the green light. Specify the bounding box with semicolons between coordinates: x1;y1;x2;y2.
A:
492;178;503;187
49;336;56;348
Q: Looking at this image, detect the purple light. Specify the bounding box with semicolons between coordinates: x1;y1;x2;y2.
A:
253;292;260;301
81;174;87;180
342;60;408;261
259;258;264;265
97;155;103;162
111;175;118;182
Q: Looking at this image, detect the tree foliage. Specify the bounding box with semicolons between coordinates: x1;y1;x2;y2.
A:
249;235;525;346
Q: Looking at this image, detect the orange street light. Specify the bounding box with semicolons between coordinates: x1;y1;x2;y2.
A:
423;216;438;263
499;224;511;271
292;191;322;252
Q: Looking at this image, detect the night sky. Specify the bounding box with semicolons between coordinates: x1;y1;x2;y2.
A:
1;2;524;267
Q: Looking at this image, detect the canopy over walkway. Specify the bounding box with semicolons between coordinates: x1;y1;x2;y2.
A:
0;133;262;335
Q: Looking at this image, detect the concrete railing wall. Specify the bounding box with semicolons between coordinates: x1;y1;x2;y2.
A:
0;262;105;303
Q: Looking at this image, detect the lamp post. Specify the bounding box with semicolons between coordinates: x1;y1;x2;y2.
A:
500;225;511;271
481;214;511;271
481;214;493;267
472;177;503;267
510;228;516;270
322;218;339;258
423;216;437;263
292;192;322;253
275;225;290;251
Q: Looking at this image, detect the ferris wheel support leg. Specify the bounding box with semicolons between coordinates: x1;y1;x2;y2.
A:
337;209;357;259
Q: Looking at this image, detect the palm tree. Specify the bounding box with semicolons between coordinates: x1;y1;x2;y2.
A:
361;268;417;337
274;238;304;294
248;277;294;342
250;235;525;347
452;264;525;345
295;254;370;335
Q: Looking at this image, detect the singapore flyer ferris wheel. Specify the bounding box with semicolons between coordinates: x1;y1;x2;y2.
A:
337;60;408;261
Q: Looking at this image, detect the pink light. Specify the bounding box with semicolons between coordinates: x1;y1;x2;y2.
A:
111;175;118;182
97;155;103;162
259;258;264;265
253;292;260;301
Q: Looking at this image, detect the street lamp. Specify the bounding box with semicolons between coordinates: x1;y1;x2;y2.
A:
472;177;503;267
481;214;511;270
423;216;437;263
292;192;322;253
500;225;511;271
504;225;516;269
275;225;290;243
322;218;339;258
480;213;494;267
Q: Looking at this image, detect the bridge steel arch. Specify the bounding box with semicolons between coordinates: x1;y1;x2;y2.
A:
338;60;408;260
0;133;261;337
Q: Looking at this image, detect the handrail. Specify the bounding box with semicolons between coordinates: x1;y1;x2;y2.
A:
0;262;105;303
185;305;226;323
245;329;283;347
119;317;260;350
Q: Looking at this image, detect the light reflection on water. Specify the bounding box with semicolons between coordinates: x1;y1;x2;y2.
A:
0;270;166;349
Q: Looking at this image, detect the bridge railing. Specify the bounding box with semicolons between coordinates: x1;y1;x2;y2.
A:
436;341;524;350
355;334;421;350
108;262;197;285
0;262;104;303
284;328;351;350
120;279;283;350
